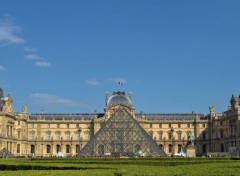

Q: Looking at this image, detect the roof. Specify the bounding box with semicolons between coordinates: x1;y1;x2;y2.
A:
107;91;132;107
29;113;206;121
136;113;206;120
29;113;104;120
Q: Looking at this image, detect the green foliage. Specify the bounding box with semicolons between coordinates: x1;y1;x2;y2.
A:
0;158;239;176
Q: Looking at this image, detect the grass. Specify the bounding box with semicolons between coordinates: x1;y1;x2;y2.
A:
0;158;239;176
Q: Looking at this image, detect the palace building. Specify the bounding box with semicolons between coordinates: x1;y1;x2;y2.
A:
0;87;239;157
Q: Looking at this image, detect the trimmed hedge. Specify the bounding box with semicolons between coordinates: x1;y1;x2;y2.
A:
0;164;116;171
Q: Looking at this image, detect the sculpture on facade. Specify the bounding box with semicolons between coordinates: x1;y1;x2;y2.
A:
188;131;194;146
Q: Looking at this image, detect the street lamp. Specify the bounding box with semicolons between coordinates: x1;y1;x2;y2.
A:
170;127;174;154
78;127;82;156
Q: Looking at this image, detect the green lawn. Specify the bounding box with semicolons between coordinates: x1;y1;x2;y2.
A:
0;158;239;176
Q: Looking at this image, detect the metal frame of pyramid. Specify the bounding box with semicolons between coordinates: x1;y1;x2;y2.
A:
0;148;14;158
79;106;167;157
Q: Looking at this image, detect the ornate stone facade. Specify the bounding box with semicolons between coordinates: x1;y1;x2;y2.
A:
0;88;239;157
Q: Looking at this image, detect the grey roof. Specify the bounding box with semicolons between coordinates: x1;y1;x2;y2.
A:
136;113;206;120
29;113;206;121
29;113;104;120
107;92;132;107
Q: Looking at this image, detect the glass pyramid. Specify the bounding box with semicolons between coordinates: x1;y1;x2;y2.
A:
79;106;167;157
0;148;14;158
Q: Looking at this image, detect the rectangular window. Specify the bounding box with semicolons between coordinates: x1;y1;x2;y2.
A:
75;133;79;140
84;132;90;140
46;132;51;140
56;133;60;140
18;121;20;125
168;133;172;140
159;133;162;140
17;131;21;139
178;133;181;140
187;123;190;128
159;124;162;128
220;131;224;138
31;132;35;140
76;124;79;128
178;123;181;128
57;124;60;128
202;123;206;128
169;124;171;128
150;124;152;128
67;124;69;128
66;132;70;140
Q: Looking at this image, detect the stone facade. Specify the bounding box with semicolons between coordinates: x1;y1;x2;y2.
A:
0;88;239;157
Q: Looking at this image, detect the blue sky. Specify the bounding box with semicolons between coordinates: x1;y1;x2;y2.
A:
0;0;239;114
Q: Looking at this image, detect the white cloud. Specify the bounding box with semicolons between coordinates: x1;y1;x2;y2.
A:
0;15;25;46
28;93;86;108
86;78;100;86
24;54;43;61
35;61;51;67
23;47;37;52
0;64;6;71
24;54;52;68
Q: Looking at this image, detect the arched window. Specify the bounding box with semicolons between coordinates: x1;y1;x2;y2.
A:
221;144;224;152
76;145;80;154
17;144;20;153
202;144;206;153
66;145;70;153
46;145;51;153
98;144;104;155
168;144;173;153
56;145;61;153
31;145;35;154
178;144;182;153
